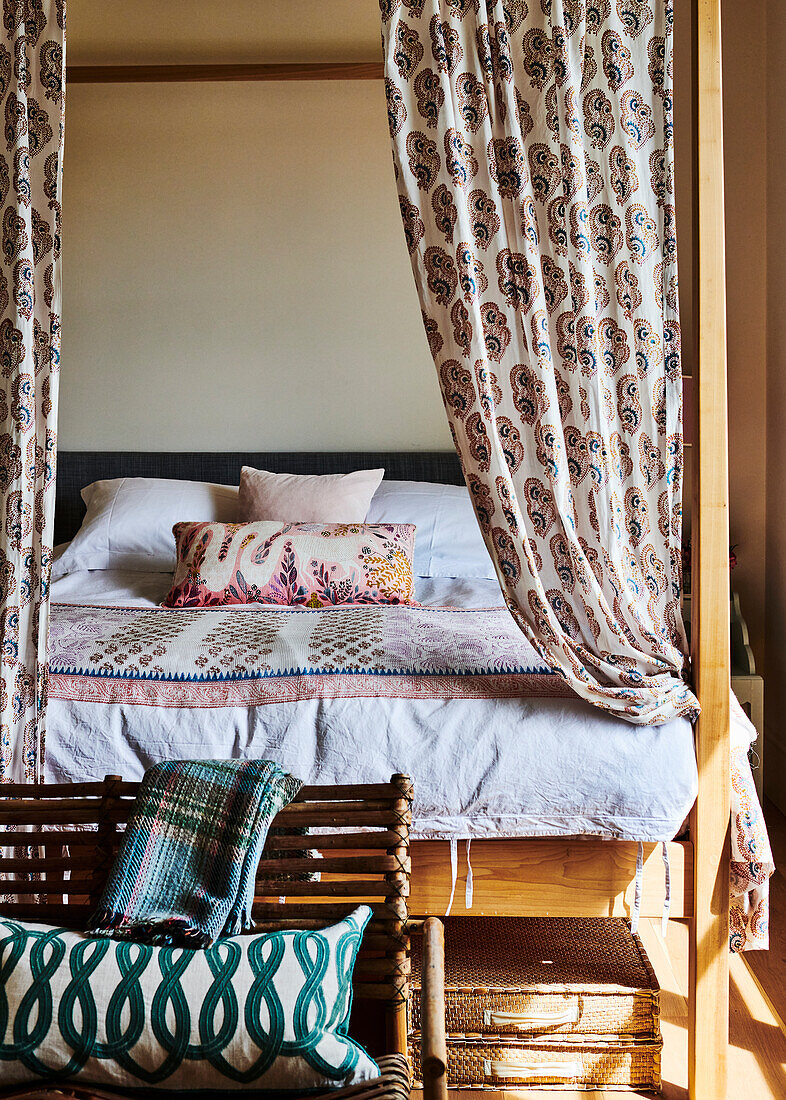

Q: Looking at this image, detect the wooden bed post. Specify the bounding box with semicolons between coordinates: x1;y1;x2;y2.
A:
689;1;730;1098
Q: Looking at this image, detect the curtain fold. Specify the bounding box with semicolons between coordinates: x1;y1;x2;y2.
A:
382;0;773;949
0;0;64;783
382;0;696;725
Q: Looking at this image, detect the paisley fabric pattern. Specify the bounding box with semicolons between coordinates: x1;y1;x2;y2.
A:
730;698;773;951
383;0;691;725
0;907;379;1088
0;0;64;782
381;0;772;948
163;521;416;608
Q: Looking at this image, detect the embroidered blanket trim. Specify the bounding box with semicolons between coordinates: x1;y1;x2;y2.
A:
48;602;563;707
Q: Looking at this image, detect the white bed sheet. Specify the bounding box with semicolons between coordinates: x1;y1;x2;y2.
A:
49;567;505;611
47;568;698;842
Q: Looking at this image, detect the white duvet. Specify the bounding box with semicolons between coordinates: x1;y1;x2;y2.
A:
47;568;698;842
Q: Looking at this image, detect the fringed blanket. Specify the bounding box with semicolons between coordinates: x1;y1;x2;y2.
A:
88;759;301;946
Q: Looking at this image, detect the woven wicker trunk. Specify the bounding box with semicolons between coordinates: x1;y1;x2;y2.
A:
409;917;662;1092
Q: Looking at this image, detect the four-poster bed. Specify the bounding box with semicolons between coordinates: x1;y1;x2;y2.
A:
9;1;734;1097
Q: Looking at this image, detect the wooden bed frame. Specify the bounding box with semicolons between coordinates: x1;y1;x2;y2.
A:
52;3;731;1097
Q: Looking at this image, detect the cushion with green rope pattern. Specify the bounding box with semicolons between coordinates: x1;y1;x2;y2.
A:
0;905;378;1090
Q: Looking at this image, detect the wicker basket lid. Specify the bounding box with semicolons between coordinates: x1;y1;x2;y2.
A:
411;918;658;993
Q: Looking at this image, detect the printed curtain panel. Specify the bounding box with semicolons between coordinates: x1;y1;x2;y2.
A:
381;0;772;948
0;0;64;784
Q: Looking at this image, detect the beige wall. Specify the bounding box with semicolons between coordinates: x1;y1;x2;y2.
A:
61;1;452;452
722;0;768;676
61;78;452;451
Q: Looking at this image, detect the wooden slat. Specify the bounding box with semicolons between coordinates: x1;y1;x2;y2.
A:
353;984;408;1001
0;854;95;873
0;830;98;845
0;782;108;798
65;62;385;85
290;801;406;816
255;878;408;898
296;782;406;801
251;900;407;921
0;804;403;825
0;876;93;894
0;825;406;843
0;780;404;802
278;798;407;816
409;839;692;918
248;925;408;952
0;798;108;813
689;2;731;1099
264;831;405;850
274;808;407;828
0;903;93;923
0;806;127;824
0;780;405;800
256;854;408;874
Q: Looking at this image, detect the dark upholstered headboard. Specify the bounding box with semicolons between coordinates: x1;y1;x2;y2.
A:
54;451;464;545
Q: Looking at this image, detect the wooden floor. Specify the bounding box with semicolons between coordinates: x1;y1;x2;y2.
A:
413;801;786;1099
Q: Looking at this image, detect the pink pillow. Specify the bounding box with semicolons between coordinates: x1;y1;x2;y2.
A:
162;521;416;608
238;467;385;523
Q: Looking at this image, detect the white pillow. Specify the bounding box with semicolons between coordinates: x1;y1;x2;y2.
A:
367;479;495;579
238;466;384;523
53;477;239;577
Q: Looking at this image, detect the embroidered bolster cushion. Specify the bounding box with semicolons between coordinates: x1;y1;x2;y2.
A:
162;521;416;608
0;907;379;1090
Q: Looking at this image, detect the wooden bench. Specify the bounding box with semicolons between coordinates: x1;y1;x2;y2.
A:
0;772;422;1100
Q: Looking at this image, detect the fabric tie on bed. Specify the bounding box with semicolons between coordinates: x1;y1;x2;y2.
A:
87;759;302;946
444;839;475;916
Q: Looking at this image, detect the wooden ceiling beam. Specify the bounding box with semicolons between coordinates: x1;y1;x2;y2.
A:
66;62;385;84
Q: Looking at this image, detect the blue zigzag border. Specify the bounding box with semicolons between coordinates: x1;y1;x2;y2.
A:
48;663;554;683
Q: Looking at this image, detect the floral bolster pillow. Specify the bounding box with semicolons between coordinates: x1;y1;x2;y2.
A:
162;521;416;608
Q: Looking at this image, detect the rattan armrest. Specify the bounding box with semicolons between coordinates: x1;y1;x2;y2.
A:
419;917;448;1100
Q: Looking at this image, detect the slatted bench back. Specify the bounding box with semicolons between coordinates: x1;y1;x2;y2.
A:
0;772;413;1050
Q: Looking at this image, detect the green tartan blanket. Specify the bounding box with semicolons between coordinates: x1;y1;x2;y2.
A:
87;759;302;946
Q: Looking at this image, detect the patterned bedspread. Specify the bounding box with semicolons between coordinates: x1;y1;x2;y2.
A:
47;602;770;950
48;602;567;707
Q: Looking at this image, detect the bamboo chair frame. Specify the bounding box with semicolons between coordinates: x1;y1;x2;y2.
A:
0;774;417;1100
419;919;448;1100
28;1;732;1096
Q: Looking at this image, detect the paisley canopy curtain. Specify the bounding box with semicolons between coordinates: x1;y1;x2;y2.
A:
382;0;773;951
382;0;696;724
0;0;64;783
